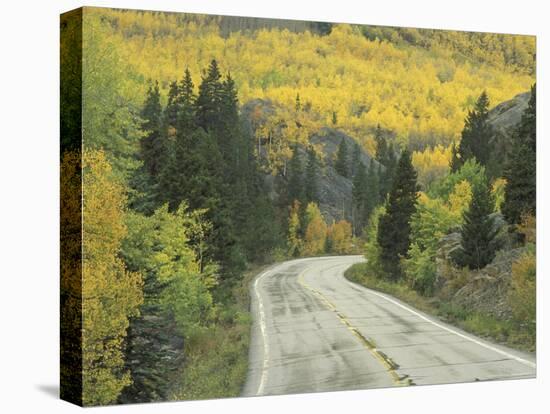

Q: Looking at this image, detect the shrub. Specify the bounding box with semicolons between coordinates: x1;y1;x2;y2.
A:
509;251;536;334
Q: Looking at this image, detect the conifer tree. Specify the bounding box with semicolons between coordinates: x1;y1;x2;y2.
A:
456;91;493;167
365;160;380;219
140;82;165;178
196;59;223;131
288;145;304;204
351;142;361;177
377;149;419;279
352;161;367;233
305;147;319;203
502;85;536;225
454;178;499;269
335;138;349;177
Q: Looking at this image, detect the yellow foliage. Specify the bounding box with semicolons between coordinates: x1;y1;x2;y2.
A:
85;8;534;152
81;149;143;405
412;145;452;188
303;203;328;256
447;179;472;220
329;220;353;254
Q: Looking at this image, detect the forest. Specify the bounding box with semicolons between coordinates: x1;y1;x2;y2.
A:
60;7;536;406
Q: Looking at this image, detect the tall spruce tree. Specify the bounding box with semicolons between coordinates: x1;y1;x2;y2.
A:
288;145;304;204
305;147;319;203
456;91;493;167
454;178;499;269
352;161;368;235
377;149;419;280
140;82;164;178
502;85;536;225
335;138;349;177
365;160;380;219
351;142;361;177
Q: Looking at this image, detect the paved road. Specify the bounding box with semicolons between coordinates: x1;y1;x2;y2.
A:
242;256;536;397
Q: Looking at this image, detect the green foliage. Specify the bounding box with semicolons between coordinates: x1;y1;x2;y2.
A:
502;85;536;224
455;91;493;169
287;146;305;204
335;138;350;177
429;158;486;201
377;150;419;279
454;178;499;270
304;147;319;203
120;204;216;403
81;150;143;406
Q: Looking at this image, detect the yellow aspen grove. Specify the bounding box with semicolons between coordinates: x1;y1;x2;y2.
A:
303;202;328;256
81;150;143;406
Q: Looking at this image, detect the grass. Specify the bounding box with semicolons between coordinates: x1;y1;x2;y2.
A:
345;263;535;352
171;263;267;401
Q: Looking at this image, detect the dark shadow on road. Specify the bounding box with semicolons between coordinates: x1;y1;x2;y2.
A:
36;384;59;399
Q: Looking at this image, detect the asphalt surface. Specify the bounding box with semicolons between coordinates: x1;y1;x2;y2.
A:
242;256;536;397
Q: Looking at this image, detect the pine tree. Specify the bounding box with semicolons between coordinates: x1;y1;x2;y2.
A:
288;145;304;204
140;82;165;178
457;91;493;167
351;142;361;177
374;124;387;164
502;84;536;225
335;138;349;177
454;178;499;269
365;160;380;220
377;149;419;280
352;161;367;234
305;147;319;203
332;111;338;125
196;59;223;131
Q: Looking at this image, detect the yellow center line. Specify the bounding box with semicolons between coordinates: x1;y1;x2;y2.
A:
297;266;413;387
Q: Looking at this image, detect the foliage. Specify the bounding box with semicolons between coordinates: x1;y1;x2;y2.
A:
509;250;536;338
85;8;535;152
335;138;350;177
328;220;353;254
120;204;216;403
412;144;451;189
81;150;143;406
429;158;485;201
377;150;419;279
453;178;499;270
454;91;493;169
287;200;302;257
502;85;536;224
303;203;328;255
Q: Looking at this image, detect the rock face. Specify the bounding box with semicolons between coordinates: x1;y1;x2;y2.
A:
310;128;378;223
241;99;379;224
488;91;530;133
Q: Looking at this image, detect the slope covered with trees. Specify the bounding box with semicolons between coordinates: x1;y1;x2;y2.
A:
62;8;536;405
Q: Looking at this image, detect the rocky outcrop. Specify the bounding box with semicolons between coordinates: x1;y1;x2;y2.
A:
435;213;525;320
241;99;379;224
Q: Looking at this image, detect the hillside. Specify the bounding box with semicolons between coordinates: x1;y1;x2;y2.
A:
84;7;535;153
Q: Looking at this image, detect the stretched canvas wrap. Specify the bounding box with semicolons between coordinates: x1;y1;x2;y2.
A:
60;6;537;407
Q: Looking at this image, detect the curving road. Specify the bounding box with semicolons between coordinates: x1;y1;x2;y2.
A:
242;256;536;397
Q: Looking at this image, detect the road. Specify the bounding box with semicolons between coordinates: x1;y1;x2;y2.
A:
242;256;536;397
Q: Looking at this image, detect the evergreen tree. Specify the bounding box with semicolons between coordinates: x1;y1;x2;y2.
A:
140;82;165;178
454;178;499;269
352;161;368;234
374;124;386;163
377;149;419;280
305;147;319;203
456;91;493;167
502;84;536;225
351;142;361;177
332;111;338;125
195;59;223;131
365;160;380;219
335;138;349;177
288;145;304;204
